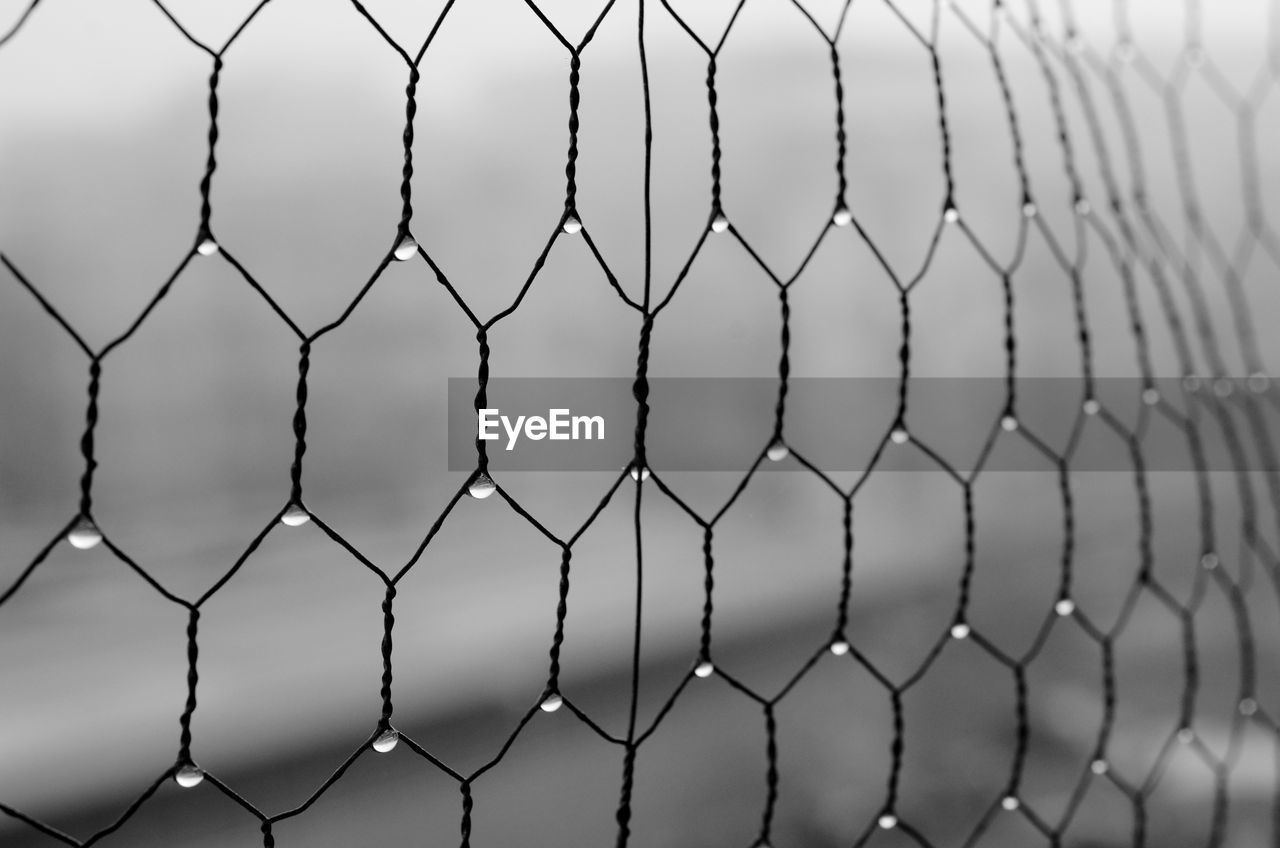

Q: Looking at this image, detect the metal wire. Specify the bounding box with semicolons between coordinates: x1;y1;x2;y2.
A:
2;0;1280;845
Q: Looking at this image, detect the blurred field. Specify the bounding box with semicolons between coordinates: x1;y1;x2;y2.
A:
3;0;1280;846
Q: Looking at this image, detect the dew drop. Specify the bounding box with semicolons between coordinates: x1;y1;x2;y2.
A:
1248;372;1269;393
1054;598;1075;617
832;206;853;227
1021;200;1038;219
1213;378;1234;398
950;622;971;640
1074;197;1092;217
540;694;563;713
468;473;497;499
766;440;789;462
1000;415;1018;432
1240;698;1258;716
711;213;730;234
196;236;219;257
943;205;959;224
562;215;583;235
393;234;418;261
281;504;310;527
1200;552;1219;570
1090;758;1109;775
889;428;909;445
694;660;715;678
372;727;400;753
829;640;850;657
1082;398;1100;416
629;465;651;482
1177;726;1194;744
877;814;897;830
175;764;205;789
1001;796;1020;811
1141;387;1160;406
67;517;103;550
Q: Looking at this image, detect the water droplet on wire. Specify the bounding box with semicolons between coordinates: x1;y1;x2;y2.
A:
832;206;852;227
694;660;714;678
1055;598;1075;617
890;428;909;445
196;236;219;257
1082;398;1100;416
878;814;897;830
950;622;970;640
1021;200;1038;219
1000;415;1018;432
1090;758;1108;775
711;213;729;234
540;694;563;713
1001;795;1019;811
67;518;103;550
281;504;310;527
175;764;205;788
468;473;497;499
829;640;850;656
562;215;583;235
373;727;400;753
943;205;959;224
1142;387;1160;406
393;234;418;261
630;466;651;482
766;440;789;461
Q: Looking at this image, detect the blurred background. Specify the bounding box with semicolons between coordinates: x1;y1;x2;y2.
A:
2;0;1280;845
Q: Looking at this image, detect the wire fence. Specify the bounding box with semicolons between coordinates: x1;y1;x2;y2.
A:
2;0;1280;845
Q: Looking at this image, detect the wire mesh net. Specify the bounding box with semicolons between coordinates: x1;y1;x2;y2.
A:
2;0;1280;846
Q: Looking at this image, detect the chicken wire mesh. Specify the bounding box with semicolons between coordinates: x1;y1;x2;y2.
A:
2;0;1280;846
